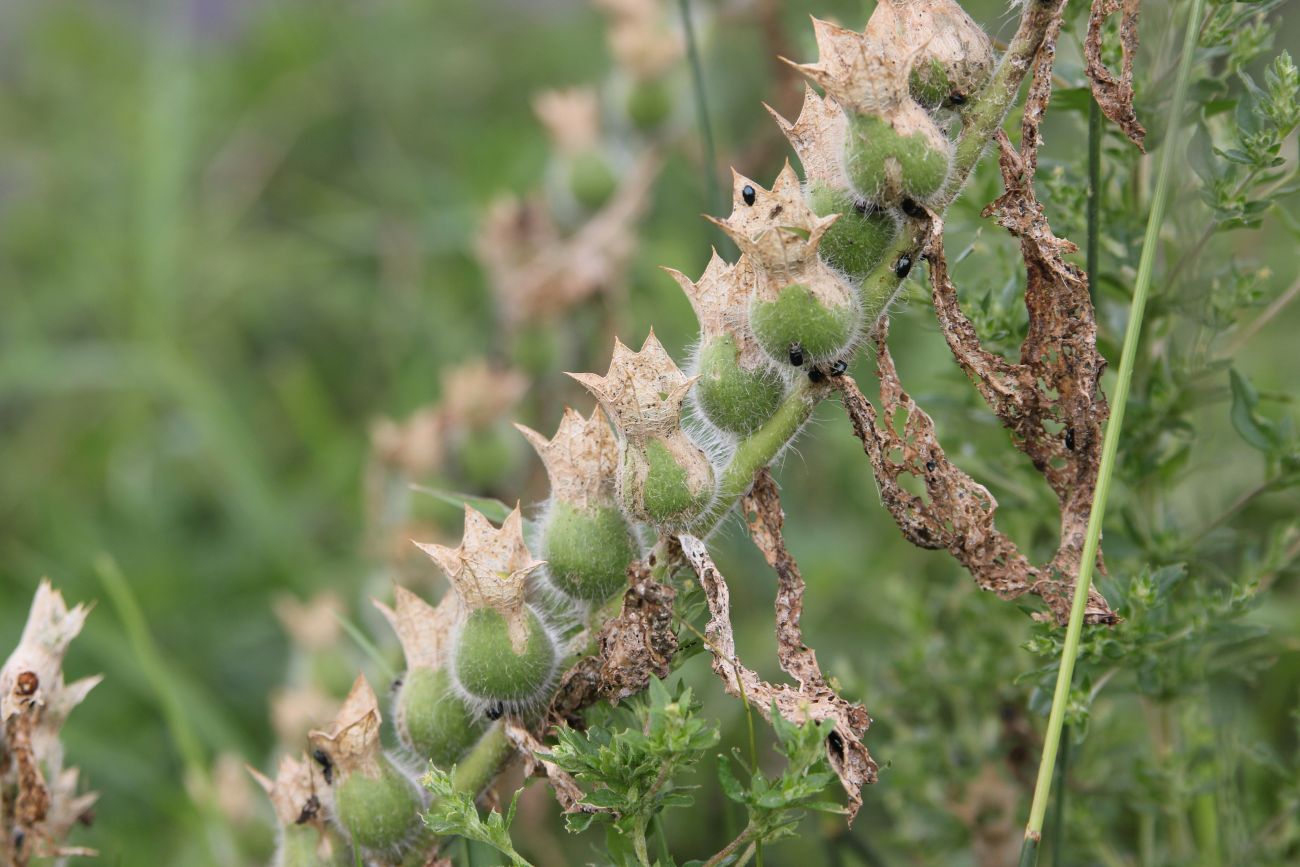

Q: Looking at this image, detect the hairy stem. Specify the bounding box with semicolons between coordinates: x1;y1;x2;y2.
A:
952;0;1069;190
450;722;512;798
1019;0;1208;855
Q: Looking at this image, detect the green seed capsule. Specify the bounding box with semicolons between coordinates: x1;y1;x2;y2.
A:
568;150;617;211
623;434;715;528
542;500;638;602
805;182;900;279
395;667;487;769
454;607;556;707
333;757;423;853
750;283;857;363
627;77;672;132
843;112;952;207
276;825;346;867
455;423;521;491
694;335;786;435
910;59;953;111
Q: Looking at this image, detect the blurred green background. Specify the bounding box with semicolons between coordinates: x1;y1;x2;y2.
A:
2;0;1298;864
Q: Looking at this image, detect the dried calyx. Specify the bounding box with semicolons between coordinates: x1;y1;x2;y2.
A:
768;86;901;281
535;87;618;213
248;754;344;867
374;587;486;769
788;16;954;207
1;580;99;865
708;164;861;367
517;407;641;603
665;251;788;436
308;676;425;857
876;0;994;110
419;506;559;713
569;332;718;531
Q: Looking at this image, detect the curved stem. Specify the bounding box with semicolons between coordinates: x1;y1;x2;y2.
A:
1019;0;1207;856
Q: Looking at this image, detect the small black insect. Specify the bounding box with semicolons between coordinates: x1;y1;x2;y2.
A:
296;794;321;826
948;92;967;106
853;198;869;216
788;341;804;367
827;729;845;758
926;460;937;472
1065;428;1076;451
311;748;334;785
742;184;756;206
829;359;847;377
486;702;505;721
900;198;926;219
808;367;826;383
14;830;25;853
390;675;404;693
894;254;913;279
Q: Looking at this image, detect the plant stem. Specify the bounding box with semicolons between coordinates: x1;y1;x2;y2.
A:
1088;97;1102;303
679;0;722;227
1018;0;1207;858
689;381;823;534
1050;726;1070;867
1019;837;1040;867
451;722;513;797
952;0;1069;190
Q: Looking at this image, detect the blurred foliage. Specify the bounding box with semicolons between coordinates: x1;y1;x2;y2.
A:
1;0;1299;865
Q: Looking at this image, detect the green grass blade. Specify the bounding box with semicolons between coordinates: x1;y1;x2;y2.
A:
1020;0;1209;857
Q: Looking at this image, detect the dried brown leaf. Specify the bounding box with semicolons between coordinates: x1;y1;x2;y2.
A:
678;534;877;823
547;561;678;729
1086;0;1146;150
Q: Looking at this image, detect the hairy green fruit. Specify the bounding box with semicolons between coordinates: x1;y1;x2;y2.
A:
569;150;617;211
395;667;487;768
453;607;556;707
542;500;638;602
623;435;714;528
806;183;900;279
751;283;857;363
455;424;520;491
911;59;953;110
694;335;786;435
333;758;422;853
874;0;994;110
627;77;671;131
276;826;344;867
844;113;952;206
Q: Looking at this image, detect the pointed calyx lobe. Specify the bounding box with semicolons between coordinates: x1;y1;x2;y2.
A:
308;674;384;778
663;251;767;368
415;504;543;651
567;331;696;439
515;406;620;508
708;163;838;282
373;585;458;671
766;85;849;190
784;17;911;117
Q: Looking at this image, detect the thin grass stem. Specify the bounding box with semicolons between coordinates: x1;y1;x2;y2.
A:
1018;0;1208;859
678;0;722;224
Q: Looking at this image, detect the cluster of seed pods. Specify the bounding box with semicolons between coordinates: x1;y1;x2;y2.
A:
254;4;995;863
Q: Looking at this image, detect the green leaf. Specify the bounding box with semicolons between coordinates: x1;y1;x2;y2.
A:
1229;368;1278;452
410;484;516;523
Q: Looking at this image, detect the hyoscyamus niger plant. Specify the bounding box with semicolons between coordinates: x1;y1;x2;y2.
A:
5;0;1298;864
